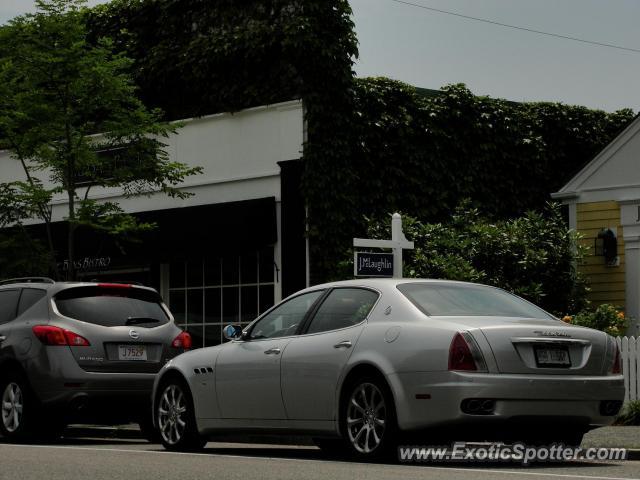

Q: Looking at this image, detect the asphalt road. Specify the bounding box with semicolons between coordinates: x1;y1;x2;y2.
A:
0;437;639;480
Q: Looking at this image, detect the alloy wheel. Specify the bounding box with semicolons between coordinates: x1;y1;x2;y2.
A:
346;382;387;454
157;384;187;445
1;382;23;433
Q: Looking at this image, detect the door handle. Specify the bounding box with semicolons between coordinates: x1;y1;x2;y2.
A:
264;348;281;355
333;340;352;349
0;336;5;343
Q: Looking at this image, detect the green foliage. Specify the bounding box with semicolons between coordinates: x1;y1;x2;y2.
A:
306;79;634;283
566;304;627;336
0;182;54;228
0;0;202;279
82;2;634;285
86;0;358;119
361;202;588;316
86;0;359;283
0;229;52;278
614;400;640;426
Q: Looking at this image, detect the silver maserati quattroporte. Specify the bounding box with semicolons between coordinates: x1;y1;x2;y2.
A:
152;279;625;459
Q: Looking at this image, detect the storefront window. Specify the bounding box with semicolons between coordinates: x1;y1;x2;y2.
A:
168;247;275;348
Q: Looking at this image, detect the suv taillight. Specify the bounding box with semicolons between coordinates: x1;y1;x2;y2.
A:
172;331;192;350
610;342;622;375
448;331;487;371
33;325;90;346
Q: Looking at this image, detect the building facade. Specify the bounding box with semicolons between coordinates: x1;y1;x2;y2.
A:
553;115;640;336
0;100;309;347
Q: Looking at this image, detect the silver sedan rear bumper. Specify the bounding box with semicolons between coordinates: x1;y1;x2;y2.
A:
388;371;625;432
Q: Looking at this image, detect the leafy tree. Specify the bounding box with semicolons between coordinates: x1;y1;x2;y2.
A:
361;202;589;316
86;0;358;119
0;0;202;280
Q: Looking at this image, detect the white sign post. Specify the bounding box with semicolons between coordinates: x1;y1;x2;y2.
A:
353;213;414;278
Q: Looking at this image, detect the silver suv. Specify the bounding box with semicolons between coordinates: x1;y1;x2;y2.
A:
0;277;190;441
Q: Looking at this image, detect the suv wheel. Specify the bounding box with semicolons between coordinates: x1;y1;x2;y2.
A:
341;376;397;460
0;374;33;441
156;379;206;451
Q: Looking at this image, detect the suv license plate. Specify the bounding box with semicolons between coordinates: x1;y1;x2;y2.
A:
534;346;570;367
118;345;147;361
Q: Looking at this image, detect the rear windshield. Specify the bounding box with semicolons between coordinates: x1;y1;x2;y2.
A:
54;286;170;327
397;282;553;319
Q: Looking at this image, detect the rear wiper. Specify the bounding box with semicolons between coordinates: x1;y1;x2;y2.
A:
125;317;160;326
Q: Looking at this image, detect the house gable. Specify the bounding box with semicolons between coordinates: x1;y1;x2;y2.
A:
554;115;640;198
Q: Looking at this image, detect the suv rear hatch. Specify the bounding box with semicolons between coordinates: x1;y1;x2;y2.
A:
52;284;180;373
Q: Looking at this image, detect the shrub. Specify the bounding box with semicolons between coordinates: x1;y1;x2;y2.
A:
361;202;588;316
564;304;627;336
614;400;640;426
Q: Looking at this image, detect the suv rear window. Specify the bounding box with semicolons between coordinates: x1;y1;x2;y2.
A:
54;286;170;327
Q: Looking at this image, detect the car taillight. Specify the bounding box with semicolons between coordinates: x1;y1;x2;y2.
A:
65;330;91;346
32;325;90;347
610;342;622;375
448;331;487;372
172;331;192;350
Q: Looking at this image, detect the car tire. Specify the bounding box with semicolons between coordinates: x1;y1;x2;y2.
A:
0;373;36;442
312;437;347;457
156;378;206;451
340;375;398;460
138;412;161;443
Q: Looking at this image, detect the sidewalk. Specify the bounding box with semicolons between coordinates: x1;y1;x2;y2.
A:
583;426;640;450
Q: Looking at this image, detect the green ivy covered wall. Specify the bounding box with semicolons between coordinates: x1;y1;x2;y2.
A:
84;0;634;283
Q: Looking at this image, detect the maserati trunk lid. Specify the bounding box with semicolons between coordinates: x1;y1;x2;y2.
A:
450;316;609;375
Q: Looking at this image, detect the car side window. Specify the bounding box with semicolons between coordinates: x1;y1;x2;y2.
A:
0;289;21;325
17;288;47;317
248;290;324;340
306;288;379;334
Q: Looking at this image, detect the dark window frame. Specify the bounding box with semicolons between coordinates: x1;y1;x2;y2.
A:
299;287;381;335
17;288;47;317
244;289;327;341
0;288;21;325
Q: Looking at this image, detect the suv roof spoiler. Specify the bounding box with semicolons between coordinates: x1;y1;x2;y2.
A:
0;277;56;286
86;279;146;287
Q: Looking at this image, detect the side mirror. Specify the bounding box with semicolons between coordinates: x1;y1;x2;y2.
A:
223;324;243;341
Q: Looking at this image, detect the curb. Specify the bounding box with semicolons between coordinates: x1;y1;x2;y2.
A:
64;425;314;445
64;425;143;440
64;426;640;459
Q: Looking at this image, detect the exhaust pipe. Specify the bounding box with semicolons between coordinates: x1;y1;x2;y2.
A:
69;394;89;412
461;398;495;415
600;400;622;416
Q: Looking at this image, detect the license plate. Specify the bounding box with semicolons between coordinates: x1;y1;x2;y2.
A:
118;345;147;361
534;346;570;367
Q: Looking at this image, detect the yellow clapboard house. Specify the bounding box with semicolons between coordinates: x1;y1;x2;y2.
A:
553;115;640;336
